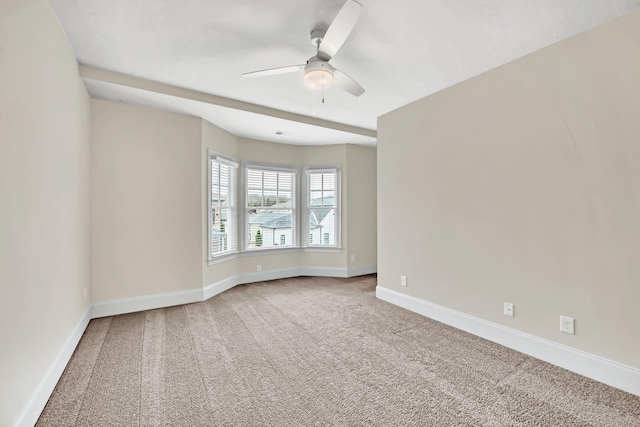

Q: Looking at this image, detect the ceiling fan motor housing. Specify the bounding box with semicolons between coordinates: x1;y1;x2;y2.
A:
304;57;334;89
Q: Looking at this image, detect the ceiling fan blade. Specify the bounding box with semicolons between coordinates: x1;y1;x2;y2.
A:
333;69;365;96
317;0;363;61
242;64;305;78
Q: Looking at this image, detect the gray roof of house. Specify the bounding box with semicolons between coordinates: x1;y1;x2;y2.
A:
310;196;334;207
249;211;292;229
249;198;334;230
310;207;332;227
309;196;334;226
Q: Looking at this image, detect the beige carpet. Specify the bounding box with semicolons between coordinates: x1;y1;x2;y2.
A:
37;275;640;426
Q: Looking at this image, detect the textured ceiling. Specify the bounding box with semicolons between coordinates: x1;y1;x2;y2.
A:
51;0;640;145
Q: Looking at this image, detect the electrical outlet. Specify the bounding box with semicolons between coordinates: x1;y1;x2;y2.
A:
83;288;87;301
400;275;407;287
257;264;262;272
350;254;355;262
560;315;575;334
503;302;514;317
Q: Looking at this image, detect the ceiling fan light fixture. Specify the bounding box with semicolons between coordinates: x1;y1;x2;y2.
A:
304;67;333;90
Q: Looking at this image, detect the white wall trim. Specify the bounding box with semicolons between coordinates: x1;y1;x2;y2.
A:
303;247;342;253
91;288;203;318
375;286;640;397
16;306;92;427
237;267;304;284
203;276;239;300
347;264;377;277
92;267;375;319
204;266;375;298
298;266;349;278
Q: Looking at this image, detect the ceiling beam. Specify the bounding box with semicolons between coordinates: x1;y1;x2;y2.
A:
79;65;377;139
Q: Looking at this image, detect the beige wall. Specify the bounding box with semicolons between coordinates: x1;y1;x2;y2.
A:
239;137;301;165
378;10;640;368
91;99;203;301
346;145;377;271
0;1;91;425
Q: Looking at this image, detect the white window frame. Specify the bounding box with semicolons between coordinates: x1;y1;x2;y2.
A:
242;162;299;252
303;166;341;250
208;150;239;261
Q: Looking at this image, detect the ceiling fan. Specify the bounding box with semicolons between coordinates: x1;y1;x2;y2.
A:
242;0;365;97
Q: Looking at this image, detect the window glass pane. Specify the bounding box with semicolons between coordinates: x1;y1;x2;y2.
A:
278;173;292;191
246;167;296;250
263;171;278;189
210;156;237;258
278;191;292;207
309;174;322;191
219;166;229;187
247;169;263;188
322;190;335;206
263;190;278;207
219;185;229;207
211;185;220;206
247;208;294;249
211;208;231;253
310;191;322;205
247;189;263;207
323;173;335;190
306;169;338;247
211;162;219;185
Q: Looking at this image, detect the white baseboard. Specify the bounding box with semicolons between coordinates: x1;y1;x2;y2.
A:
299;266;349;278
347;264;377;277
203;276;239;300
91;266;374;319
16;306;92;427
375;286;640;397
203;266;377;301
238;267;304;284
91;288;203;318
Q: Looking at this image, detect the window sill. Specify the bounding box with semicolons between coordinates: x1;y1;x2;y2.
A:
303;246;342;253
208;252;238;266
207;246;343;266
239;247;300;257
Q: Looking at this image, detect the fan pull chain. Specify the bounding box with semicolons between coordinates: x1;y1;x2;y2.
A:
322;66;326;104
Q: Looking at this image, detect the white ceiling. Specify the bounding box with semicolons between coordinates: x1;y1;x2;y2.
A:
51;0;640;145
